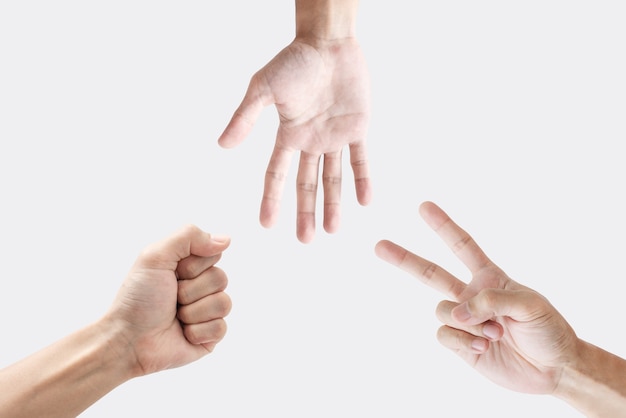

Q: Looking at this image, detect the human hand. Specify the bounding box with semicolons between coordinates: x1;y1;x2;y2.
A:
105;225;232;376
218;37;371;243
375;201;579;395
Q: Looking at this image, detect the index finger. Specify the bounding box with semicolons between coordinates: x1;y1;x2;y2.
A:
260;144;295;229
176;253;223;280
375;239;466;301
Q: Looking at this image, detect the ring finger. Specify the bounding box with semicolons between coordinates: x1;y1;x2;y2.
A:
436;300;503;341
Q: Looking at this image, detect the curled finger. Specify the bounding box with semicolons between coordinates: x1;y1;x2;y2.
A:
177;292;232;325
436;324;491;355
176;253;223;280
183;318;228;346
436;300;503;342
178;266;228;305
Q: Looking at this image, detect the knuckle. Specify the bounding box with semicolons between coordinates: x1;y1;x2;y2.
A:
213;293;233;317
211;267;229;290
177;305;191;323
176;262;195;280
421;263;438;281
212;319;228;339
177;281;192;305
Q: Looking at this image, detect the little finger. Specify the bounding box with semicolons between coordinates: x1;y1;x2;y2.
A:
183;318;228;346
436;324;490;355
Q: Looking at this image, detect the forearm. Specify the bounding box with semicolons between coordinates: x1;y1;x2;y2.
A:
0;318;137;418
555;339;626;417
295;0;359;40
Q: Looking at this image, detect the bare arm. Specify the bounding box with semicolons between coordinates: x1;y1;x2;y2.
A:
556;340;626;418
0;320;135;418
295;0;359;40
0;226;231;418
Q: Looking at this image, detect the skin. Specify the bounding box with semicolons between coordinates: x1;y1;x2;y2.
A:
375;201;626;417
0;225;232;418
218;0;371;243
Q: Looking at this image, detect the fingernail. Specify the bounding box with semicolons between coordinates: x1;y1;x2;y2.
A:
471;338;488;353
483;323;500;340
211;235;230;244
453;303;472;322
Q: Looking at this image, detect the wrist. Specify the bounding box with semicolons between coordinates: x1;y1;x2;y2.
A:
295;0;359;41
95;316;144;380
555;339;626;417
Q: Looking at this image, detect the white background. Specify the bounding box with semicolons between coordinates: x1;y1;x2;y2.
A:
1;1;625;417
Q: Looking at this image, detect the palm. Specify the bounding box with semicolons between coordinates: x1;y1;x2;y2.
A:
469;319;558;393
264;40;370;153
457;282;559;393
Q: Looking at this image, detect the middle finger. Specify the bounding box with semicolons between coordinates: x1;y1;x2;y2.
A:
419;201;492;274
296;151;320;243
322;150;342;234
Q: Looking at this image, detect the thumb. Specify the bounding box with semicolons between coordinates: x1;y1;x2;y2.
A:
144;225;231;268
218;77;269;149
451;288;542;325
